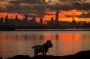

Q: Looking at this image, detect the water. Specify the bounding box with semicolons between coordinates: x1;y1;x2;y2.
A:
0;31;90;58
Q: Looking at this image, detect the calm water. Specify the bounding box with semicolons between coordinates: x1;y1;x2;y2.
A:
0;31;90;58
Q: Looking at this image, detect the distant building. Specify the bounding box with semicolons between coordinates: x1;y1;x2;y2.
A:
14;15;20;27
40;17;43;24
60;21;71;28
28;16;38;27
55;11;59;22
71;13;77;28
23;14;28;22
23;14;28;27
0;17;4;26
15;15;18;20
78;21;87;28
48;17;55;24
0;17;4;23
5;15;9;23
71;18;77;27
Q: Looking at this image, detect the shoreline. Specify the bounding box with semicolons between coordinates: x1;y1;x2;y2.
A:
0;29;90;31
15;29;90;31
4;50;90;59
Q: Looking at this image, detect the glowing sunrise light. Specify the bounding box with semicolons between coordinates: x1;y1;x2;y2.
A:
0;0;12;4
0;10;90;22
45;0;59;5
0;12;24;20
45;0;49;2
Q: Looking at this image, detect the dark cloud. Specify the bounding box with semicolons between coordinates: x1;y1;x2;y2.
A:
0;4;32;13
1;2;90;12
6;0;90;12
46;2;90;11
47;4;72;11
9;0;45;4
0;0;90;18
72;2;90;10
78;13;90;18
60;0;81;2
45;13;55;15
0;3;46;17
66;15;79;17
1;0;46;17
60;0;88;3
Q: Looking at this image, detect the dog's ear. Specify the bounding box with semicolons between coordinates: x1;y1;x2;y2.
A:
48;40;51;41
47;40;50;42
46;40;52;43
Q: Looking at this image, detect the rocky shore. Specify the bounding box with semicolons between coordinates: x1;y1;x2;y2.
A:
0;50;89;59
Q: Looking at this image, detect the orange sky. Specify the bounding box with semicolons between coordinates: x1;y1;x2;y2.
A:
43;10;90;22
0;10;90;22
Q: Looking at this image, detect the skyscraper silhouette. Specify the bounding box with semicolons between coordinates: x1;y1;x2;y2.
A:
40;17;43;24
5;15;9;23
71;13;77;28
24;14;28;21
56;11;59;22
15;15;18;20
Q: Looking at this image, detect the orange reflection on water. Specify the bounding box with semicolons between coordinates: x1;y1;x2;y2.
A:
58;33;81;41
43;34;52;40
0;31;89;57
57;33;81;55
42;33;82;55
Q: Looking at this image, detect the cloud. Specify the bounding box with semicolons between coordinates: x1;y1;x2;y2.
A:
78;13;90;18
0;0;90;18
0;4;31;13
3;0;46;17
0;3;47;17
47;4;72;11
60;0;80;2
45;2;90;11
5;0;90;11
9;0;45;4
72;2;90;10
59;0;82;5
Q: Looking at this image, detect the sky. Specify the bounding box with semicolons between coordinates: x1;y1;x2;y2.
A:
0;0;90;22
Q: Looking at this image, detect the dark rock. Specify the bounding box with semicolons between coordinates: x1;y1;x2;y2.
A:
6;55;30;59
75;50;90;59
0;57;3;59
31;55;61;59
6;50;90;59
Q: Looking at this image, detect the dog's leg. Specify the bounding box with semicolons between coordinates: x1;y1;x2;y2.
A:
42;51;44;55
45;52;47;55
34;50;38;56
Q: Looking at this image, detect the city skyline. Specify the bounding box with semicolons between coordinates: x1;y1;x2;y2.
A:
0;12;90;30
